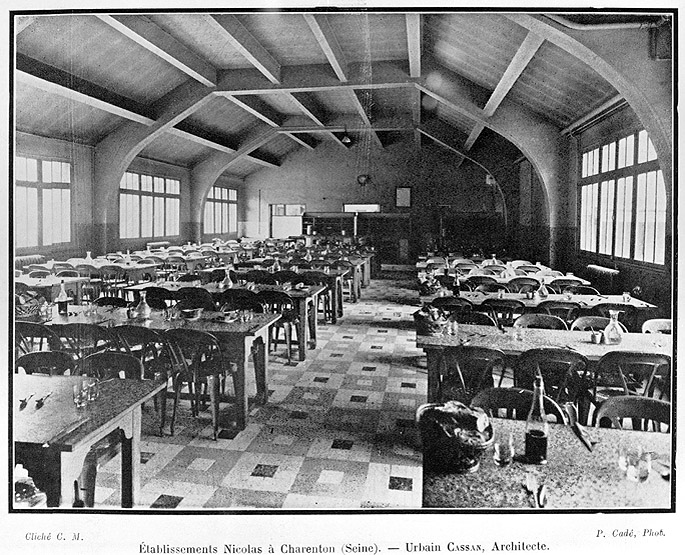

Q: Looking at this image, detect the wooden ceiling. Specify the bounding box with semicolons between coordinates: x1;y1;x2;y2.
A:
14;10;638;176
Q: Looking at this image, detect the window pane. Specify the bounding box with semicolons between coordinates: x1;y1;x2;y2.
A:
16;156;27;181
26;158;38;182
61;189;71;242
204;202;213;234
592;148;599;175
634;173;647;261
166;198;179;236
229;203;237;233
637;130;649;164
154;197;164;236
222;203;228;233
52;161;62;183
598;180;614;255
62;162;70;183
42;160;52;183
654;171;667;264
229;189;237;201
643;171;657;263
647;137;657;161
141;196;153;237
141;174;153;192
42;189;54;245
167;179;180;195
154;177;164;193
614;177;633;258
581;152;588;178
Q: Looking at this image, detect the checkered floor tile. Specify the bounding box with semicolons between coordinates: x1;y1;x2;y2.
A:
95;273;425;509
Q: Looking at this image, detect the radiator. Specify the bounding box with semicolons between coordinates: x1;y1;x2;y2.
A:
586;264;620;293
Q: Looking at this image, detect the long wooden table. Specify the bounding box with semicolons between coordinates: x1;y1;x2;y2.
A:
15;274;89;303
416;324;672;403
13;374;165;508
47;306;281;430
125;281;323;362
423;417;672;509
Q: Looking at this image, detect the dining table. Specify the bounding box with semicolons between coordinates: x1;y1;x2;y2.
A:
416;324;672;404
125;280;325;362
423;417;672;509
456;291;656;311
46;304;281;431
13;373;166;508
15;274;89;303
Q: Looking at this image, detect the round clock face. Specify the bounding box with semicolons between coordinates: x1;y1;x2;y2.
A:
357;174;370;185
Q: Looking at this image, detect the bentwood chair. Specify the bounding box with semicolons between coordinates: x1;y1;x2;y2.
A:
474;283;510;294
92;295;128;308
176;287;216;312
641;318;672;334
471;387;567;424
165;328;239;441
481;298;526;327
594;396;670;432
256;290;300;365
570;316;627;333
437;346;505;403
455;310;498;327
563;285;601;296
15;321;62;356
592;302;639;332
507;277;541;293
52;323;121;361
548;278;585;293
514;348;590;422
536;300;582;327
15;351;75;375
430;296;474;317
513;313;568;330
216;289;264;313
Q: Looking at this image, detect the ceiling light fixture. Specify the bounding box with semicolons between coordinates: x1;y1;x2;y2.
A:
341;127;352;144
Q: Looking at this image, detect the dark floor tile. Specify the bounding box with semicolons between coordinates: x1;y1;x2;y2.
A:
313;376;329;383
362;366;377;372
218;428;241;440
331;439;354;450
140;451;155;464
388;476;413;492
350;395;368;403
401;382;417;389
330;353;344;358
251;464;279;478
150;494;183;509
290;410;309;420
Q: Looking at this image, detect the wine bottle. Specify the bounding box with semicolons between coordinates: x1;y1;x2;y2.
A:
524;370;549;464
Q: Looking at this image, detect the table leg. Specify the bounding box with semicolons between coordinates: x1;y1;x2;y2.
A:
120;408;141;508
297;298;308;361
337;279;344;318
424;348;442;403
308;295;318;349
252;335;268;405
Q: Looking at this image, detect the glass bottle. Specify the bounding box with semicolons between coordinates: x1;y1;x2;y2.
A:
85;250;93;263
525;372;549;465
56;280;69;315
135;290;152;319
603;309;623;344
537;282;549;298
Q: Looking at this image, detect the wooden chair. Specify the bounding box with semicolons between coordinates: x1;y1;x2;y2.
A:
464;275;497;289
570;315;627;333
430;296;474;317
15;321;62;355
15;351;75;375
563;285;601;296
641;318;672;334
471;387;567;424
52;323;121;360
176;287;216;312
474;283;510;294
92;295;128;308
245;269;277;285
455;311;498;326
514;348;590;421
515;264;542;275
28;269;51;279
140;286;175;310
594;396;670;432
216;289;264;313
176;273;202;283
481;298;526;327
592;302;639;332
273;270;300;285
437;346;505;403
256;290;300;365
536;300;581;327
507;277;541;293
549;278;585;294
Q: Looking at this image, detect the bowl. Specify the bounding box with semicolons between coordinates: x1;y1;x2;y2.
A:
180;307;204;321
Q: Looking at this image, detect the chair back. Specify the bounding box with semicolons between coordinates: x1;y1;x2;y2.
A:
570;315;627;333
514;348;589;405
141;286;175;310
464;275;497;288
481;299;525;327
471;387;567;424
15;321;62;355
564;285;600;296
641;318;672;334
164;329;224;378
516;264;542;275
455;311;498;326
16;351;75;375
536;300;581;325
177;273;202;282
594;351;671;400
246;269;277;284
549;278;585;293
112;325;182;379
437;346;504;404
93;295;128;308
216;289;264;312
176;287;216;311
475;283;509;294
514;313;568;330
28;270;51;279
594;396;670;432
507;277;541;293
273;270;300;284
52;323;121;360
430;296;474;315
78;351;144;380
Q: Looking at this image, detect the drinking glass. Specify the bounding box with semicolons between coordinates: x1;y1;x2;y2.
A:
514;327;524;341
618;443;651;482
73;382;87;408
493;432;514;466
84;377;99;402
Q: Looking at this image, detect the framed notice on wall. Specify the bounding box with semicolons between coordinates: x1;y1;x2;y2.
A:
396;187;411;207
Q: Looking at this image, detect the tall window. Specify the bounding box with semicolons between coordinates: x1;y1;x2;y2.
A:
578;129;667;265
15;155;71;248
203;186;237;234
119;171;180;239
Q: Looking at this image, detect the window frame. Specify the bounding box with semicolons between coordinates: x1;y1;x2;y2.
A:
577;126;666;267
14;155;72;249
203;185;238;235
119;171;181;239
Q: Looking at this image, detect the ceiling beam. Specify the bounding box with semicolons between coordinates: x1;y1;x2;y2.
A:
288;92;345;146
15;16;37;35
285;133;319;150
277;113;415;134
417;127;465;163
406;14;422;78
208;14;281;84
303;14;348;82
226;95;284;127
463;31;544;151
350;90;383;148
483;32;544;118
96;15;217;87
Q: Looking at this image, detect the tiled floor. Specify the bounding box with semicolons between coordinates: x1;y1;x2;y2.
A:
95;273;427;509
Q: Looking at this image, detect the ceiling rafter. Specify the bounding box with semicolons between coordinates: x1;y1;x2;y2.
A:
17;54;272;166
350;90;383;148
406;14;423;146
226;95;283;127
288;92;347;147
96;15;217;87
15;16;37;35
208;14;281;84
303;14;348;81
465;31;544;151
285;133;319;150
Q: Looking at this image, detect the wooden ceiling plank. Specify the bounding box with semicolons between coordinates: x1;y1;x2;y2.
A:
286;133;318;150
15;16;37;35
227;95;283;127
96;15;217;87
209;14;281;84
482;31;544;118
406;14;422;78
303;14;348;82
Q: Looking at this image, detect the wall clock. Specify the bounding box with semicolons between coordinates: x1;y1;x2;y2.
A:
357;174;371;186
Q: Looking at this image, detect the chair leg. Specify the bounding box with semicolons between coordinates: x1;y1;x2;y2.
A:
285;322;292;365
80;450;98;507
170;374;183;436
